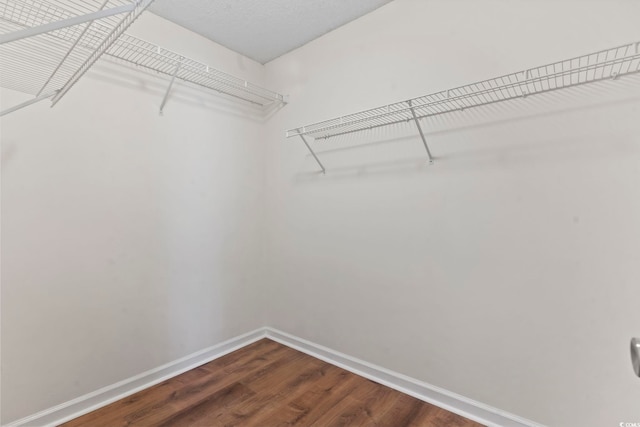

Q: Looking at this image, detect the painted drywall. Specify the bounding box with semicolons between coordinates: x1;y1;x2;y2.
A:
263;1;640;426
0;13;269;423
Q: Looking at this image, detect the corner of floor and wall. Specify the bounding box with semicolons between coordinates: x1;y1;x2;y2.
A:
3;1;640;426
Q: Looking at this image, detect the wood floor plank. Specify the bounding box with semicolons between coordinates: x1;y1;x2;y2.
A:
200;339;283;375
62;340;297;427
310;395;369;427
376;393;425;426
403;400;442;426
147;346;304;426
156;382;255;427
307;378;384;426
248;364;355;426
314;381;404;426
126;350;315;427
214;355;328;426
61;341;273;427
61;339;485;427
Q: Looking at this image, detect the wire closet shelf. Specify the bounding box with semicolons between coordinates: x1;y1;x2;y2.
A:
0;0;286;116
286;41;640;172
107;33;286;107
0;0;154;113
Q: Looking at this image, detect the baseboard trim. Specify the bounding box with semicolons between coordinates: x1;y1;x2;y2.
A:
5;328;267;427
264;327;544;427
8;326;543;427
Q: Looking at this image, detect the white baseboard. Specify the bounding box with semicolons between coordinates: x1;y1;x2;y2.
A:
264;327;545;427
5;328;267;427
8;326;543;427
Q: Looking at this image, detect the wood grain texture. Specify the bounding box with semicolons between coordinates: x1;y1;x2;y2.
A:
61;339;484;427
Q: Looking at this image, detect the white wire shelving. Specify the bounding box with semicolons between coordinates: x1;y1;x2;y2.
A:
287;41;640;173
0;0;286;117
0;0;154;116
106;33;287;110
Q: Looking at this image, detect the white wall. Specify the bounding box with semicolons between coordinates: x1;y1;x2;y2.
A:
1;14;269;423
263;1;640;426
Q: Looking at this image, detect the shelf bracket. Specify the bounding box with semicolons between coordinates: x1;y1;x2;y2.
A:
0;3;136;45
299;134;326;174
36;0;111;97
0;91;59;117
159;60;182;115
51;0;156;107
408;100;433;163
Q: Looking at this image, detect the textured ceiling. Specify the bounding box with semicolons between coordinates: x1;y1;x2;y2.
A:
148;0;393;64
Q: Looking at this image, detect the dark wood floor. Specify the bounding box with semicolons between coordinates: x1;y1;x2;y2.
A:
62;339;483;426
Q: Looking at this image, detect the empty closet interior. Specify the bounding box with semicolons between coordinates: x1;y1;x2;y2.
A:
2;1;640;426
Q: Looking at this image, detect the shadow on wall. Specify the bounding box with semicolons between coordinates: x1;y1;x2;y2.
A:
293;74;640;181
1;139;17;170
86;59;286;124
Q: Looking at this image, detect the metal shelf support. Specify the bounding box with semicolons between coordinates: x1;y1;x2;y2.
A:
159;60;182;115
35;0;112;97
408;99;433;163
0;91;58;117
299;134;326;174
51;0;156;106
